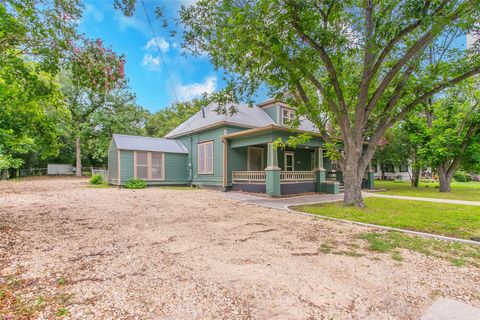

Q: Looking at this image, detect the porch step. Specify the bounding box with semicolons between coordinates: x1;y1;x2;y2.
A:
339;183;345;193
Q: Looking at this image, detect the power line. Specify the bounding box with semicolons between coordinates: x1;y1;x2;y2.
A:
140;0;179;102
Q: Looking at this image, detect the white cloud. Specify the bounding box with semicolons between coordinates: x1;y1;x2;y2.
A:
144;37;170;53
115;13;149;36
142;54;161;71
84;3;104;22
175;76;217;101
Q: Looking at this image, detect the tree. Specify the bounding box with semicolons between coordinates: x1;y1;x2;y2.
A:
0;0;81;72
146;97;210;137
0;57;67;174
59;73;148;168
374;116;426;186
418;81;480;192
65;38;126;175
0;0;81;175
170;0;480;207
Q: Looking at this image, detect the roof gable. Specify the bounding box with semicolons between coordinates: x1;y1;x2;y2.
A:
164;101;319;138
112;134;188;154
164;103;276;138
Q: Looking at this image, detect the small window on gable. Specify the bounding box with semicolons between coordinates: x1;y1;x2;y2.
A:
198;141;213;174
281;108;295;125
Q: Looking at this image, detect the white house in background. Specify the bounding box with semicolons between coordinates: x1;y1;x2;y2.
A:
373;163;412;181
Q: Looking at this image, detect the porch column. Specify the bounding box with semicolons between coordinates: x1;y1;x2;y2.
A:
367;161;375;189
265;142;281;197
313;147;326;192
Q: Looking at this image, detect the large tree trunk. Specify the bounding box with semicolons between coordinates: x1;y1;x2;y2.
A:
437;165;453;193
342;152;366;207
411;166;420;187
76;136;82;177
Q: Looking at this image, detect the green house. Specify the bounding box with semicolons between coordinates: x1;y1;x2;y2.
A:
108;99;375;196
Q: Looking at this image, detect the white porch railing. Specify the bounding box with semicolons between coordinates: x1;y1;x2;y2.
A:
280;171;315;183
232;171;266;183
232;171;316;184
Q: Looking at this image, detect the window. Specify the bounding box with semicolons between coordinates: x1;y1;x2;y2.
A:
198;141;213;174
151;153;164;179
248;147;264;171
135;151;164;180
136;151;149;179
281;108;295;125
399;163;409;172
383;163;394;173
284;152;294;171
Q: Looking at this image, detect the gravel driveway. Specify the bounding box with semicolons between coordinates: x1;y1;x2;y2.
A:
1;177;479;319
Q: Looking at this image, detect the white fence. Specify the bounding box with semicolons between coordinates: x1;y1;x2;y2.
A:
232;171;266;183
280;171;315;183
91;167;108;180
232;171;316;184
47;164;74;175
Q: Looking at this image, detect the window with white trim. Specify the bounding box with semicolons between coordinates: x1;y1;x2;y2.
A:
136;151;149;179
198;141;213;174
135;151;164;180
281;108;295;125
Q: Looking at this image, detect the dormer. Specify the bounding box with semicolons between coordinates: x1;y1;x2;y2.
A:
257;99;296;127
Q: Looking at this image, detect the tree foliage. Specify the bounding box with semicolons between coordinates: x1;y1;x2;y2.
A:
146;97;210;137
174;0;480;206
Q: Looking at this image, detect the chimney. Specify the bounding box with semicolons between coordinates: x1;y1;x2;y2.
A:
201;107;205;118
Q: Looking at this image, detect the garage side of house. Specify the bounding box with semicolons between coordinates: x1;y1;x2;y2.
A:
108;134;189;186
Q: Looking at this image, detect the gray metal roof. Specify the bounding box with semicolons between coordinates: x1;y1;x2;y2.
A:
112;134;188;154
165;102;318;138
165;103;276;138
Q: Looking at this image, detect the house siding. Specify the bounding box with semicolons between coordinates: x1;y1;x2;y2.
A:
263;105;279;123
176;125;247;188
108;140;118;185
119;150;134;183
111;149;188;186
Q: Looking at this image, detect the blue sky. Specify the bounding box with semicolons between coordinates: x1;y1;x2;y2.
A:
79;0;222;113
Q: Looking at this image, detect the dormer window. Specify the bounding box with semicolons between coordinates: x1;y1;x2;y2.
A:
281;108;295;125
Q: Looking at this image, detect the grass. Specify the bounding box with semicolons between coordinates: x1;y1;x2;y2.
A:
375;180;480;202
358;231;480;266
293;198;480;240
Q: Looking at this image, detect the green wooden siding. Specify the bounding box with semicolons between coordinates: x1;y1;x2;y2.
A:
108;140;118;184
114;150;188;186
176;125;247;187
277;148;314;171
119;150;134;184
164;153;188;184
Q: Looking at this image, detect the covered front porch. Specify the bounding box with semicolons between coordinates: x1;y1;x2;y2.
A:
223;126;374;196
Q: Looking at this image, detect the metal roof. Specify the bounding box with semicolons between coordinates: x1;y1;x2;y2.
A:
112;134;188;154
165;102;318;138
165;103;276;138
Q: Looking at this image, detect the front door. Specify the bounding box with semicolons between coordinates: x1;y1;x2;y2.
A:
284;152;294;171
248;147;264;171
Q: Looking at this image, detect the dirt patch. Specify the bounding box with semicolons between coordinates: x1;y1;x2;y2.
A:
1;177;479;319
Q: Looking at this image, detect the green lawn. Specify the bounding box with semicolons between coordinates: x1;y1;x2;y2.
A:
293;198;480;240
374;180;480;201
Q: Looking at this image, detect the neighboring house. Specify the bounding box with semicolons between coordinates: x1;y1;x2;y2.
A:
108;99;375;196
373;162;412;181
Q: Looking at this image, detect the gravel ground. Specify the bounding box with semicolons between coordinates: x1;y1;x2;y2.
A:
1;177;479;319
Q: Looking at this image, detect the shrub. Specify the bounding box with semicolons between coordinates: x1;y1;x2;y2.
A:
124;178;147;189
453;171;471;182
89;174;103;185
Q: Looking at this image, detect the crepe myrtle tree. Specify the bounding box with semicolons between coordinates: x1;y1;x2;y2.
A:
117;0;480;206
67;38;125;176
